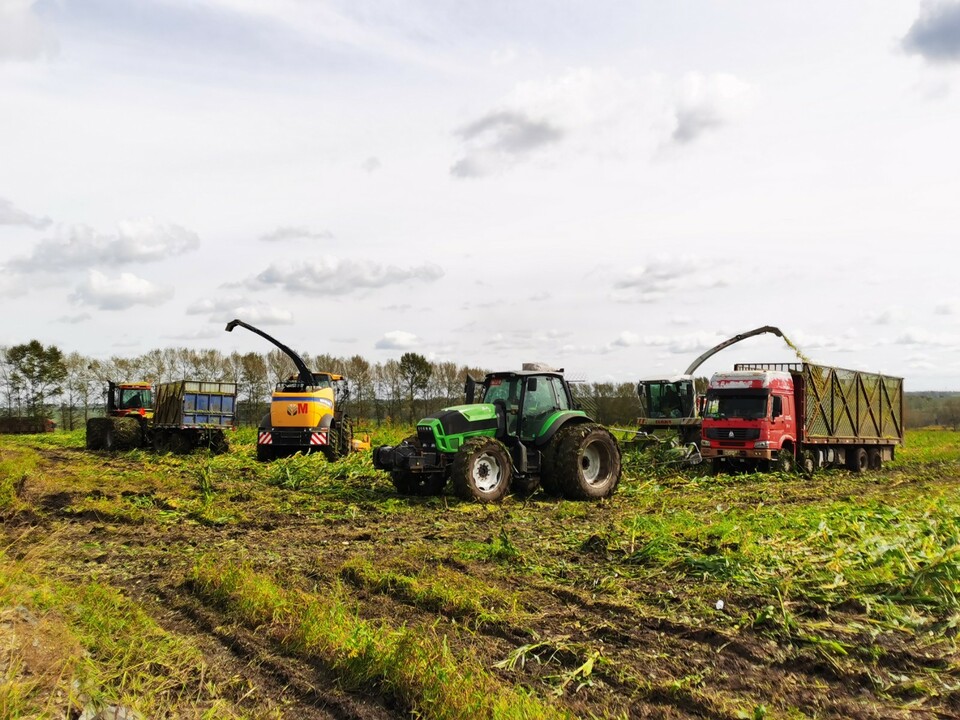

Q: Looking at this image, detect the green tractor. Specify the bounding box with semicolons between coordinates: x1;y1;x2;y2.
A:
372;366;621;502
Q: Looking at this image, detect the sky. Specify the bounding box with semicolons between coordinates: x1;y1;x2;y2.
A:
1;1;959;389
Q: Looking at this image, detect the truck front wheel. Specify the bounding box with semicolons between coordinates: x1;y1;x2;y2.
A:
452;437;512;503
774;449;794;473
553;423;621;500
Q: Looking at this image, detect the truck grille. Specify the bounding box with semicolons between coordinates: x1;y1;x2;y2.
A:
705;428;760;441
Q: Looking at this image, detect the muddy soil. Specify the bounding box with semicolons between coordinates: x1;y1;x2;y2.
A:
4;443;959;719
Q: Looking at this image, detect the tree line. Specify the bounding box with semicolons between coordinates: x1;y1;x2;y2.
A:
4;340;950;431
0;340;643;429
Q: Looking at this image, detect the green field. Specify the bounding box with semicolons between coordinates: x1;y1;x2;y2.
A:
2;428;959;719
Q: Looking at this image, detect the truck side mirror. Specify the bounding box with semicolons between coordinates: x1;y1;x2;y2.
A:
464;375;476;404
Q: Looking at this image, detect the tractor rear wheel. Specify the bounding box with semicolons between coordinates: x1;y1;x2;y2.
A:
452;437;512;503
553;423;621;500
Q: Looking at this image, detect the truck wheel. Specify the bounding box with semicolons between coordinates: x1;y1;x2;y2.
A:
867;448;882;471
847;447;868;473
710;458;723;476
799;450;816;476
554;423;621;500
452;437;512;503
773;449;794;473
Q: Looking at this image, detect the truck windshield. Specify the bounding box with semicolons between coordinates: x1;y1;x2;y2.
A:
703;393;767;420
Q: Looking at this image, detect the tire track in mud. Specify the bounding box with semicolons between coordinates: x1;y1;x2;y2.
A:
148;582;398;720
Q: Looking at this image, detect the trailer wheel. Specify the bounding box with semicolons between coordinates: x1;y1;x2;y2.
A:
452;437;512;503
553;423;621;500
799;450;816;476
867;447;882;471
847;447;868;473
773;449;794;474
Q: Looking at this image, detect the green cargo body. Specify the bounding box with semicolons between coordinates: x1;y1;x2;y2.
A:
153;381;238;429
737;363;904;446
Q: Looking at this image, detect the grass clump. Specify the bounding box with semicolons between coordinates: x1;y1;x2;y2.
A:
0;550;242;719
192;556;566;720
340;555;523;627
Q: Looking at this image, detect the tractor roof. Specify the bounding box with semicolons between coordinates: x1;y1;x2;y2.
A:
485;370;565;380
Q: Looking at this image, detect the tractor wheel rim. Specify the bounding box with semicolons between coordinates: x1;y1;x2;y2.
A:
473;451;503;493
581;442;604;484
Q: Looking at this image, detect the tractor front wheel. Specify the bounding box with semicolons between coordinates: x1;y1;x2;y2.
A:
553;423;621;500
452;437;512;503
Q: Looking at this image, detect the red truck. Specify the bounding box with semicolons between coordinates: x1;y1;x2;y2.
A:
700;362;903;474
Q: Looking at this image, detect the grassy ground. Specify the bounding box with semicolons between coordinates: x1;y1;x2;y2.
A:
1;426;958;718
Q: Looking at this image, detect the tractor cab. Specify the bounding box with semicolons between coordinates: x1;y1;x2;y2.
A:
107;382;154;418
472;371;574;441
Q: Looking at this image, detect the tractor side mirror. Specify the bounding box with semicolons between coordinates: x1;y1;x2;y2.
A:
464;375;476;404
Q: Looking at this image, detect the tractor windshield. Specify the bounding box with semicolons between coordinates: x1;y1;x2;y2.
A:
480;377;521;406
120;387;152;410
703;391;768;420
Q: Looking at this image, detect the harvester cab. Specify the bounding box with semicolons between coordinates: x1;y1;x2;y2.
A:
637;326;784;447
373;364;621;503
225;319;358;461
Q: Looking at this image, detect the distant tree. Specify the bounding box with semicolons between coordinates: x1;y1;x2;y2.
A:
346;355;373;419
4;340;67;417
398;352;432;423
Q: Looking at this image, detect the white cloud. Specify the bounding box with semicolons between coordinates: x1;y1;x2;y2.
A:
70;270;173;310
894;328;957;347
259;226;334;242
671;72;753;145
187;296;294;325
9;219;200;273
56;313;92;324
903;1;960;64
0;197;51;228
612;255;727;303
934;299;960;315
246;257;444;296
362;156;381;173
451;111;563;178
643;332;729;355
611;331;640;348
375;330;420;350
0;0;57;62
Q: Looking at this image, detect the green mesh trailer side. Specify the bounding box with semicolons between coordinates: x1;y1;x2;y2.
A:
798;364;903;443
735;362;904;444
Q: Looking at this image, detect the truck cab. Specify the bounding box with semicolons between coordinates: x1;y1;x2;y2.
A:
700;370;797;472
